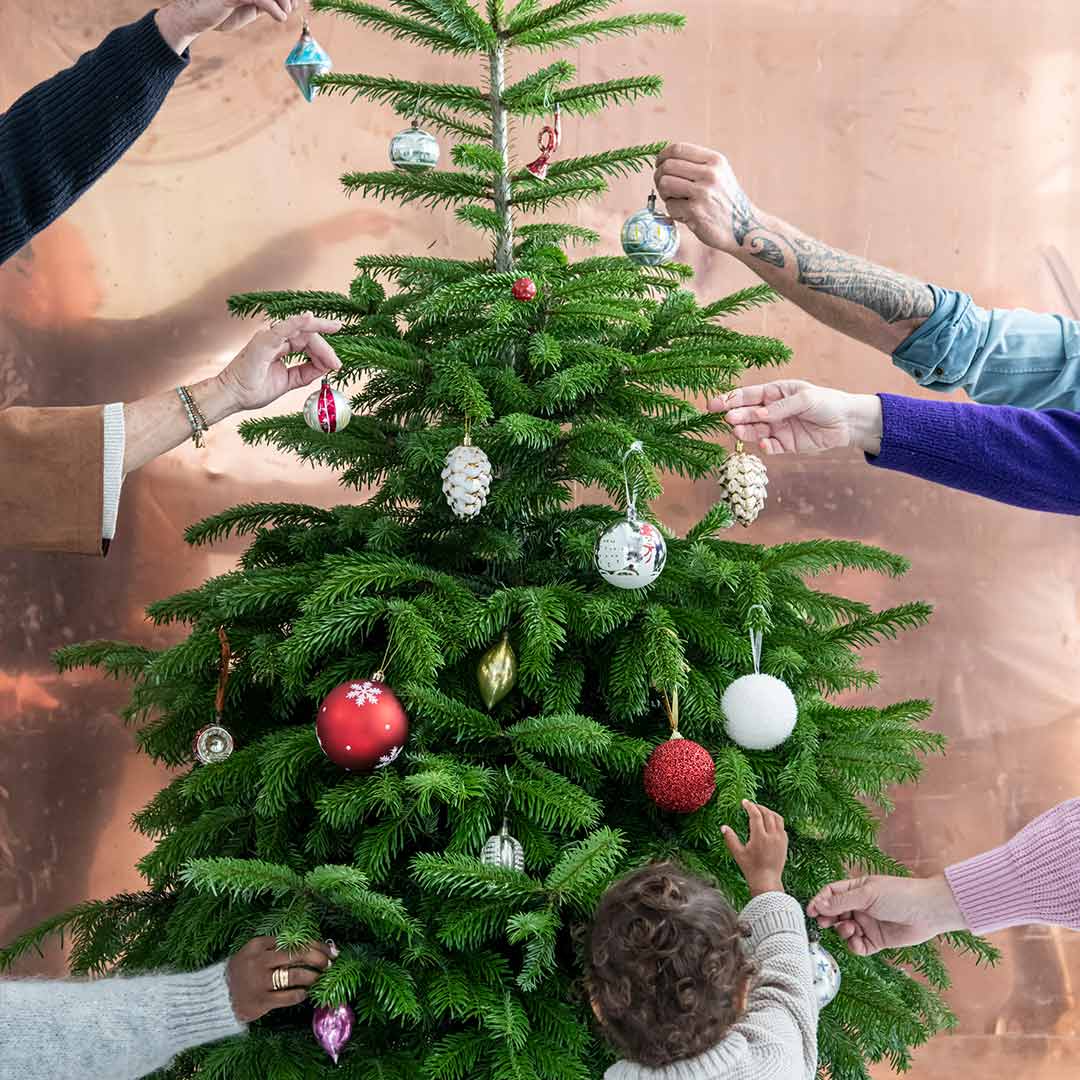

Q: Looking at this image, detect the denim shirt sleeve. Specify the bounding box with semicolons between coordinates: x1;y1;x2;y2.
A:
891;284;1080;410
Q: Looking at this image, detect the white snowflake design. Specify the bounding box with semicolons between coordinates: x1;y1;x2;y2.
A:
376;745;403;769
346;681;384;707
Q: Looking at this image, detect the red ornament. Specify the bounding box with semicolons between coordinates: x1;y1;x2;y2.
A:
525;103;561;180
316;676;409;771
512;277;537;302
643;733;716;814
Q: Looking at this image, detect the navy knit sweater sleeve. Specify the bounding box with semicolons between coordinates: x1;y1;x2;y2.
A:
867;392;1080;515
0;10;188;265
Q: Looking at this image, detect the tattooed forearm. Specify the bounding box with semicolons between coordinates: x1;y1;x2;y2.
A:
788;234;934;324
729;193;933;324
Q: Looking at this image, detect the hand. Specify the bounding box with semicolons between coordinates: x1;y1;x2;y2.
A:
711;380;883;456
654;144;754;255
722;799;789;897
216;312;343;413
225;936;338;1022
155;0;293;55
806;875;966;957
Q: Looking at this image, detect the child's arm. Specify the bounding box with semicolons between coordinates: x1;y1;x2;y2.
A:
726;892;819;1080
721;801;818;1079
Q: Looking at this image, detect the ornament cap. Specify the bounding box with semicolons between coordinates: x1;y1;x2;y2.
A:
647;191;658;212
668;730;685;741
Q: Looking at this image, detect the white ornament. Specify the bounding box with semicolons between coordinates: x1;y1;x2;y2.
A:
721;672;797;750
389;121;440;171
595;516;667;590
718;446;768;527
809;938;841;1008
480;820;525;872
303;379;352;434
442;440;492;519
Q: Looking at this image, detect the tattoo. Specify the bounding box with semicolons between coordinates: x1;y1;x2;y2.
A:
729;191;934;324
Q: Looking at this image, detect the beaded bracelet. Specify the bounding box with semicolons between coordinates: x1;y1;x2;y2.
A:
176;385;209;448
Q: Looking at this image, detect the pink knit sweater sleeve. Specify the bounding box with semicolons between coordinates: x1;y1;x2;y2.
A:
945;798;1080;934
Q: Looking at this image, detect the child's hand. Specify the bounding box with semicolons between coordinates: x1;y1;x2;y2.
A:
721;799;788;897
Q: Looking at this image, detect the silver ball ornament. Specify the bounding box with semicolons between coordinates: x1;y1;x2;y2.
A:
595;515;667;590
621;193;680;266
193;724;234;765
809;938;841;1008
480;820;525;872
303;379;352;434
389;121;441;171
721;672;797;750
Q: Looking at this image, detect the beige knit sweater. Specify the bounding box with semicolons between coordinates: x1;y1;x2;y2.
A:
604;892;819;1080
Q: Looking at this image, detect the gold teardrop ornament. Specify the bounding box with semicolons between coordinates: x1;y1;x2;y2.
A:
477;632;518;709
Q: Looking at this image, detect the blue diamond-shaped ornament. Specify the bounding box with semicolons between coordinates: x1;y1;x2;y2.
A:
285;26;332;102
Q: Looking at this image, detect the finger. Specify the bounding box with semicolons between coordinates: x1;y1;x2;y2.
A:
742;799;765;839
274;313;344;340
758;390;814;424
759;436;788;456
762;806;783;833
247;935;279;952
724;404;775;426
720;384;770;411
656;158;715;185
808;879;870;917
664;199;693;224
267;988;308;1010
277;966;322;989
656;142;716;166
656;175;697;202
246;0;290;22
720;824;746;858
268;944;333;971
295;331;342;372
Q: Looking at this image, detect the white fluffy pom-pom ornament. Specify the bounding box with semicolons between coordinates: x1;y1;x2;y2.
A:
718;446;768;527
721;673;797;750
442;440;492;519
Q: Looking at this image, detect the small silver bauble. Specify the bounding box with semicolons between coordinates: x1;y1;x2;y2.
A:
809;937;842;1008
595;514;667;590
193;724;234;765
303;379;352;434
621;193;680;266
480;820;525;872
389;120;441;171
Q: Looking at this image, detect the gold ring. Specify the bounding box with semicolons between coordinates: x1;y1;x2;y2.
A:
271;966;290;991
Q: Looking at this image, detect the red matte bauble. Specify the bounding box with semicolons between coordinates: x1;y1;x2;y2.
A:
511;277;537;302
316;678;409;771
643;734;716;813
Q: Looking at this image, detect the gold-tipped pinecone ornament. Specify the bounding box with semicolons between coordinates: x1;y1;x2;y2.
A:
718;442;768;527
442;436;492;519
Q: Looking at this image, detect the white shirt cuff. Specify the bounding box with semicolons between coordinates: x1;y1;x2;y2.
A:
102;403;126;542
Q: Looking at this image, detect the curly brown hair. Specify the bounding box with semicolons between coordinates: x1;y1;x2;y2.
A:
585;861;756;1068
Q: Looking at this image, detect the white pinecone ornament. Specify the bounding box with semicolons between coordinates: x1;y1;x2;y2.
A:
718;444;768;527
442;438;492;519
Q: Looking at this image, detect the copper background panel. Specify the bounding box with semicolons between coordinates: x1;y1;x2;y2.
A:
4;2;1080;1075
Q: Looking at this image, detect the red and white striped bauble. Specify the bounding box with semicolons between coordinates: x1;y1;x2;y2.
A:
303;378;352;434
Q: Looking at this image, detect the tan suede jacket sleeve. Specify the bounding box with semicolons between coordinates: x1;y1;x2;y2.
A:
0;406;104;555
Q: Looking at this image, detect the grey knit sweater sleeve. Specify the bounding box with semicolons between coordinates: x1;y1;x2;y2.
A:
605;892;819;1080
0;960;247;1080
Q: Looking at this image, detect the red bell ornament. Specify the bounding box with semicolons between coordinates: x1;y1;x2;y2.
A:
316;674;409;771
512;277;537;302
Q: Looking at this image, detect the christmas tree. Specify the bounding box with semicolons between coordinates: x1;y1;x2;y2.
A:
2;2;997;1077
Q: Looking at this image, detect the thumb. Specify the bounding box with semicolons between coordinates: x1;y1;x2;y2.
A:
720;825;746;860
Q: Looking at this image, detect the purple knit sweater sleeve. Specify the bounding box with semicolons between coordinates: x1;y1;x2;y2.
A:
945;799;1080;934
866;394;1080;515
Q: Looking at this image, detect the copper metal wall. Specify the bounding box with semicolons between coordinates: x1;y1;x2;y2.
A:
3;2;1080;1076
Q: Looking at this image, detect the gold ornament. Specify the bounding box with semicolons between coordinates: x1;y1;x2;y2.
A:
477;631;517;709
718;441;768;527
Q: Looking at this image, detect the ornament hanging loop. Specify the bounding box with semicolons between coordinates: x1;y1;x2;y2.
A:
526;97;562;180
622;440;645;522
747;604;768;675
215;627;232;721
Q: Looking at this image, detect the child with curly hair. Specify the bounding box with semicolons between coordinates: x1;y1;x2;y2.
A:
586;800;818;1079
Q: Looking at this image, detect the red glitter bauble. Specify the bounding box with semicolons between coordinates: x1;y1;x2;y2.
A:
643;734;716;813
511;276;537;302
316;678;409;771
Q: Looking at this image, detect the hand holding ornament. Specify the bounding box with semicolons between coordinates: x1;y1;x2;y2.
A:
720;799;788;898
156;0;293;55
714;380;883;457
225;936;337;1022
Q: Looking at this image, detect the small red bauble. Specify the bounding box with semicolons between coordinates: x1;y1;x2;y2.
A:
316;677;409;771
643;733;716;814
511;276;537;302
